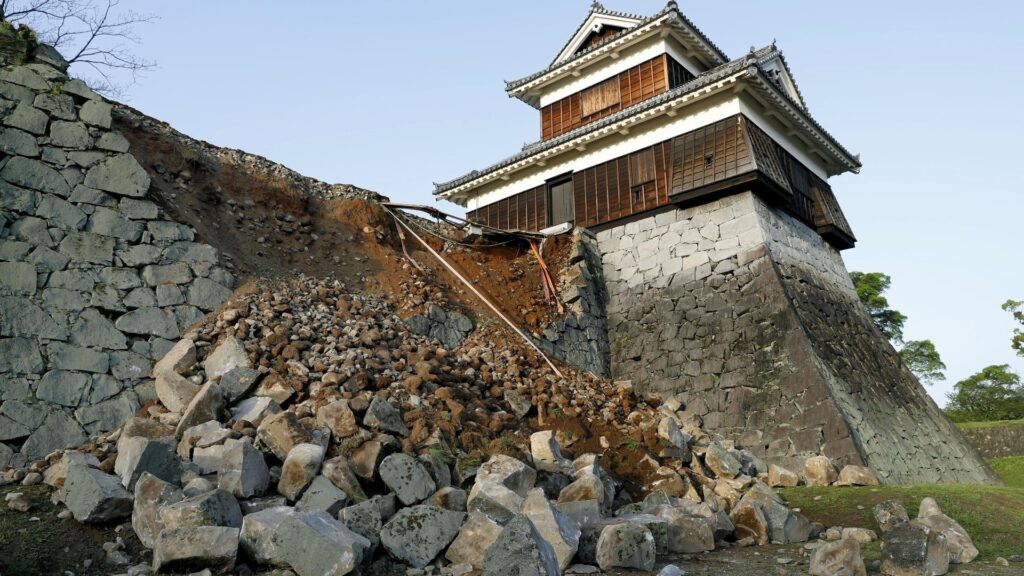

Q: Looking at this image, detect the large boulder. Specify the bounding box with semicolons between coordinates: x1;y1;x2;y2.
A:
152;526;239;574
217;438;270;498
379;453;436;505
873;499;910;534
468;480;525;524
132;473;185;549
362;397;409;436
256;410;314;460
154;370;199;414
804;456;838;486
59;464;133;523
481;514;560;576
159;488;242;530
477;454;537;497
915;498;978;564
239;506;297;566
521;488;581;570
339;498;383;550
270;511;370;576
731;502;769;545
837;465;881;486
174;383;226;438
595;521;656;572
446;511;504;569
315;399;359;439
114;435;180;490
768;464;800;487
296;475;348;516
880;522;949;576
530;430;568;473
703;442;741;479
278;443;325;501
380;504;465;568
203;336;250;380
810;537;868;576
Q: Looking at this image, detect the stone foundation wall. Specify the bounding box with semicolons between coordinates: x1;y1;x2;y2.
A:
0;55;232;466
959;423;1024;459
594;192;998;484
537;229;611;378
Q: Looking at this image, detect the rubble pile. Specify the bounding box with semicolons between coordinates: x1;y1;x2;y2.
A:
1;275;952;575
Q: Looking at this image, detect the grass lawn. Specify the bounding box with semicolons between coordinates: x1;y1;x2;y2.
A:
955;418;1024;430
989;456;1024;488
780;480;1024;560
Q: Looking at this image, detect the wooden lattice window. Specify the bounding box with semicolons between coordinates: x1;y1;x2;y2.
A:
581;78;620;117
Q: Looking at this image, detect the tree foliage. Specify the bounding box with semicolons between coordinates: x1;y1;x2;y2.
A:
850;271;907;343
850;271;946;384
1004;299;1024;358
0;0;155;96
899;339;947;385
945;364;1024;423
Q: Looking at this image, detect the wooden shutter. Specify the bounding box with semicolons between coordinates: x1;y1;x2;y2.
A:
629;148;656;186
581;78;620;117
549;179;574;226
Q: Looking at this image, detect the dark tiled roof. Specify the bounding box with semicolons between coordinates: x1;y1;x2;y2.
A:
435;46;859;197
547;3;647;68
506;2;728;93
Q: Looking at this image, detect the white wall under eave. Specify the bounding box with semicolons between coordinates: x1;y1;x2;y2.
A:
738;97;830;180
465;93;742;214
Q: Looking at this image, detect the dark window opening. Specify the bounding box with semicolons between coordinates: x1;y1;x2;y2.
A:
547;176;574;227
704;154;715;169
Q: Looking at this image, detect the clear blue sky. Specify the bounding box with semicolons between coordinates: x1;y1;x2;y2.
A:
92;1;1023;406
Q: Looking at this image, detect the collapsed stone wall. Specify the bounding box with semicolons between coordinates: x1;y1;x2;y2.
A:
536;229;611;378
594;191;998;484
0;51;233;466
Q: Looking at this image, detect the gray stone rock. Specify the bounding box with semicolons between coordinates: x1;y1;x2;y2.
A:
1;295;66;342
75;392;138;433
0;79;34;103
96;131;129;152
41;287;89;311
160;488;243;530
164;241;218;263
595;521;656;571
36;369;89;406
48;341;108;372
123;286;156;308
446;511;503;568
155;371;198;414
174;383;226;437
11;216;54;247
915;498;978;564
109;350;151;380
58;231;114;263
83;154;150;197
62;78;101;100
0;337;44;373
217;438;269;498
48;269;94;291
115;435;180;489
36;193;86;230
1;156;68;195
0;261;36;295
4;102;48;134
477;454;537;497
0;66;49;90
21;410;86;458
0;181;39;212
219;367;261;403
0;126;40;156
256;410;314;460
810;537;867;576
187;277;231;311
363;396;408;436
115;306;179;339
468;480;525;524
203;336;250;380
147;220;194;242
132;472;185;549
880;521;949;576
40;146;67;165
172;304;204;331
239;506;297;566
79;99;112;128
152;337;196;375
89;282;123;311
0;239;33;261
379;453;437;505
380;504;465;568
152;526;239;574
88;206;143;241
67;153;108;170
88;373;122;403
229;396;279;426
296;475;348;516
278;442;325;501
119;197;158;219
322;455;367;503
522;488;581;570
59;464;133;523
340;497;383;550
33;92;76;121
270;511;371;576
120;244;163;267
49;121;91;149
482;513;560;576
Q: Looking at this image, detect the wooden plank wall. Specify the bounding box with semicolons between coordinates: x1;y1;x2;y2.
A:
540;55;670;140
465;184;546;231
670;116;754;194
572;141;673;227
576;27;626;55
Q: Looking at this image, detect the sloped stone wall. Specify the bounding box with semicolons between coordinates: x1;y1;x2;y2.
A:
594;192;998;484
536;229;611;378
959;423;1024;459
0;52;233;466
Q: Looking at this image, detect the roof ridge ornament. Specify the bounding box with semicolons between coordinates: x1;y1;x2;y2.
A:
666;0;679;11
590;1;605;11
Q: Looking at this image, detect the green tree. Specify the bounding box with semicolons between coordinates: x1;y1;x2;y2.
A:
899;340;947;385
945;364;1024;423
1004;299;1024;358
850;271;907;342
850;271;946;384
